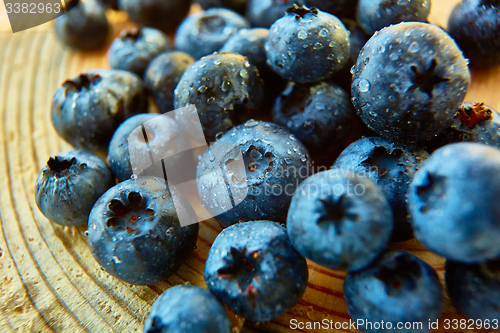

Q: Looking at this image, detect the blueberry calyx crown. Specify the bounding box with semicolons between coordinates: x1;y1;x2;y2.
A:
457;102;492;129
409;59;449;97
64;73;101;94
375;254;422;295
242;146;274;179
317;195;359;236
105;191;155;234
121;28;142;41
361;146;405;177
286;4;319;20
46;156;80;177
217;246;261;305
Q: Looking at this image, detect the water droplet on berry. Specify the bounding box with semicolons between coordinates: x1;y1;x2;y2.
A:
319;28;329;38
198;85;207;93
313;42;323;49
358;79;371;93
239;69;248;79
369;111;378;117
297;30;307;40
214;60;221;66
408;41;419;53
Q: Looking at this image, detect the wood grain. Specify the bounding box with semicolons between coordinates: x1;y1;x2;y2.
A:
0;0;498;332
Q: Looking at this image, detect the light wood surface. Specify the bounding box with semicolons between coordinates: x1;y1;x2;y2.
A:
0;0;499;332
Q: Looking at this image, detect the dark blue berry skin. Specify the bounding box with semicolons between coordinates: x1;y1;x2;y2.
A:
87;177;199;285
108;28;172;77
175;8;250;59
144;52;195;114
445;259;500;322
344;249;443;333
204;221;308;322
118;0;191;32
107;114;156;182
272;81;353;152
196;0;248;14
51;70;148;154
304;0;357;19
351;22;470;143
35;150;115;226
265;5;350;83
408;143;500;263
220;28;269;69
333;137;429;242
287;169;393;271
55;0;109;51
448;0;500;68
143;285;232;333
432;102;500;150
174;53;264;141
196;120;311;228
246;0;300;28
356;0;431;35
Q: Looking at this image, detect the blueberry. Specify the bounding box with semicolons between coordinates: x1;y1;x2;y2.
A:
108;27;172;77
118;0;191;32
351;22;470;143
445;259;500;322
432;103;500;150
175;8;250;59
356;0;431;35
272;81;353;152
35;149;115;226
287;168;393;271
143;285;232;333
144;52;195;114
196;0;248;14
107;114;156;182
408;143;500;263
196;120;311;228
174;53;264;141
220;28;287;110
333;137;429;242
220;28;269;69
344;249;443;333
51;70;148;154
303;0;357;19
204;221;308;322
265;5;350;83
55;0;109;51
448;0;500;68
87;177;199;285
246;0;300;28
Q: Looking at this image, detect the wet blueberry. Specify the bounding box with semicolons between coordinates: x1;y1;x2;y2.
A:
108;27;172;77
431;102;500;150
265;5;350;83
196;120;311;228
272;81;354;152
287;168;393;271
143;285;232;333
204;221;308;322
35;149;115;226
175;8;250;59
356;0;431;35
87;176;199;285
333;137;429;242
55;0;109;50
246;0;300;28
344;248;443;333
351;22;470;143
51;70;148;154
408;143;500;263
144;52;195;113
174;52;264;141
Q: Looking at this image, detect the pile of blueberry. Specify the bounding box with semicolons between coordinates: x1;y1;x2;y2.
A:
35;0;500;331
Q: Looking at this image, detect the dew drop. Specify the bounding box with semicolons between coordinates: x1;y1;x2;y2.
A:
357;79;371;93
245;119;259;127
313;42;323;50
239;69;249;79
319;28;329;38
297;30;307;40
408;41;419;53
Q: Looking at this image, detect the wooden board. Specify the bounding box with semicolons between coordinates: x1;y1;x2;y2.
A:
0;0;499;332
